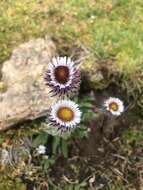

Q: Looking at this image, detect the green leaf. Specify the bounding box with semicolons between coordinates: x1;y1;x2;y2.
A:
52;136;61;154
32;132;48;147
61;139;68;158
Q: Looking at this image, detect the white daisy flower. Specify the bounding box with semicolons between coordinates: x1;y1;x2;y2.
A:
36;145;46;155
104;97;124;116
45;56;80;97
48;100;82;132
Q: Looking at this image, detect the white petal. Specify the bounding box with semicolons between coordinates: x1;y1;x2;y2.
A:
49;100;82;129
104;97;124;116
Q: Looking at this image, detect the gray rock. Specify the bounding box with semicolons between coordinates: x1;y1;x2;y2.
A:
0;38;57;130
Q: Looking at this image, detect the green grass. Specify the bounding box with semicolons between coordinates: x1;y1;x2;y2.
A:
0;0;143;97
0;0;143;70
0;0;143;189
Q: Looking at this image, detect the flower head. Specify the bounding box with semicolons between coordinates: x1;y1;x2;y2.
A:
45;56;80;97
48;100;82;132
36;145;46;155
104;97;124;116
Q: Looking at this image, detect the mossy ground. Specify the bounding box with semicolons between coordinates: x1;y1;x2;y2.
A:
0;0;143;189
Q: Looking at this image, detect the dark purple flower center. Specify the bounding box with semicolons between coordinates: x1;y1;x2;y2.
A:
54;66;69;84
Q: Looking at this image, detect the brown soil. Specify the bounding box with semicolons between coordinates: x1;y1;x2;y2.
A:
49;81;143;190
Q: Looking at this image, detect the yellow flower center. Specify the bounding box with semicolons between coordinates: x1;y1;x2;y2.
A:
109;102;119;111
57;107;74;122
54;66;69;84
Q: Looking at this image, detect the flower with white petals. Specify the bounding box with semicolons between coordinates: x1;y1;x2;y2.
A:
48;100;82;132
36;145;46;155
45;56;80;97
104;97;124;116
